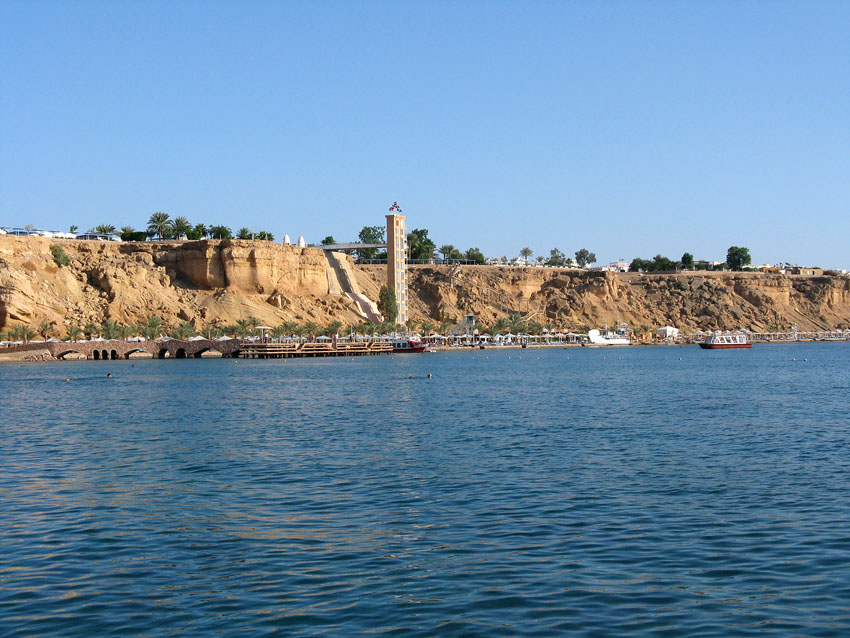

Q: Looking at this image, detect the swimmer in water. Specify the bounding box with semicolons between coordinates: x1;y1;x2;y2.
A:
106;373;113;378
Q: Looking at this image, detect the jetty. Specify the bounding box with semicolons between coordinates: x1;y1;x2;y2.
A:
0;337;393;361
239;340;392;358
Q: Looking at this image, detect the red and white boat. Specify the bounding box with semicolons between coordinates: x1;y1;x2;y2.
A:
699;332;752;349
391;337;427;353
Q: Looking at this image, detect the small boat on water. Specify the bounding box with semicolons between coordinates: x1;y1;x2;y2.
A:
587;324;630;346
391;337;427;353
699;332;752;349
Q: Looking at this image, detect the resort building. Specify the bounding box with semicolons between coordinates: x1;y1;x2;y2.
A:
386;212;408;325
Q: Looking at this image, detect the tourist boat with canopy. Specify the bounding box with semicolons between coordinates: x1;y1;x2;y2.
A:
699;331;752;349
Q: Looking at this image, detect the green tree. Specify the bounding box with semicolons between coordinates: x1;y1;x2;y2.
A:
407;228;436;261
377;285;398;324
142;316;163;340
726;246;751;270
69;224;78;234
464;247;486;265
172;216;192;239
84;322;100;339
327;320;343;337
234;318;253;337
357;226;385;260
256;230;274;241
237;227;253;239
438;244;456;260
209;225;232;239
508;313;527;334
547;248;567;267
320;236;336;245
100;320;120;340
95;224;117;235
15;325;36;343
420;320;436;334
171;322;196;339
192;223;208;239
681;252;694;270
147;212;172;240
37;320;54;341
491;317;510;334
117;324;134;340
520;247;533;265
574;248;596;268
65;326;83;342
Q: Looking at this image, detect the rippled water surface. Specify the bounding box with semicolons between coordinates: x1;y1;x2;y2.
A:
2;343;849;636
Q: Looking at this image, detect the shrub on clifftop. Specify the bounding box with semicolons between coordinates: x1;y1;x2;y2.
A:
50;245;70;267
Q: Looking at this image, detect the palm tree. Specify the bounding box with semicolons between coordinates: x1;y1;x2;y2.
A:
282;320;298;335
209;225;232;239
234;319;253;337
420;320;436;335
171;322;196;339
117;324;134;340
438;321;451;335
508;313;526;334
246;316;260;330
201;320;223;339
120;225;135;236
100;320;120;340
172;216;192;239
237;227;253;240
520;247;533;265
95;224;117;235
84;322;100;339
14;325;36;343
65;326;83;342
69;225;78;234
37;320;54;341
294;324;308;342
327;320;343;337
303;322;318;339
141;316;163;340
271;324;288;339
439;244;456;261
491;317;509;334
147;212;172;240
193;223;208;238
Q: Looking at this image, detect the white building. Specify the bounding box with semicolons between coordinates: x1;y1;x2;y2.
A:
656;326;679;340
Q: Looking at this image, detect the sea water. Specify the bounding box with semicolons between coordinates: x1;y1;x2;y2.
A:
1;343;849;636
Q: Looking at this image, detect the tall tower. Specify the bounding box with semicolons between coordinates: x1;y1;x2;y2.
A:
386;202;408;325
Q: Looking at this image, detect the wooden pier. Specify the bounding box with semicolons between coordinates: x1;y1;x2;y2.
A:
239;340;393;359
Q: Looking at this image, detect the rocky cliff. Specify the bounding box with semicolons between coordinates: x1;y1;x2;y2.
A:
358;264;850;333
2;235;849;335
0;236;369;332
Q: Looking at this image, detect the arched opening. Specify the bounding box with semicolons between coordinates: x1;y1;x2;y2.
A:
124;348;144;359
158;349;168;359
92;350;100;360
175;348;186;359
101;350;108;360
193;348;209;358
110;350;118;360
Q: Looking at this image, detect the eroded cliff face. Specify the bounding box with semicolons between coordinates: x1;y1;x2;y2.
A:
357;265;850;332
2;235;849;335
0;236;366;332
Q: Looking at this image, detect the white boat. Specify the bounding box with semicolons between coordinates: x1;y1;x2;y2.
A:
587;324;630;346
699;332;752;349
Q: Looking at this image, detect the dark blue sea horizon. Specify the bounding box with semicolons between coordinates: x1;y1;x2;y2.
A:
2;343;849;636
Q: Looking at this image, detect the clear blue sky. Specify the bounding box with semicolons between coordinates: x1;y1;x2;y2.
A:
2;1;848;268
